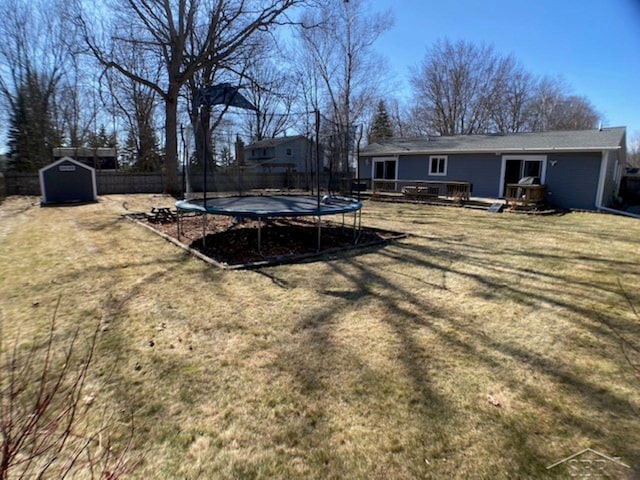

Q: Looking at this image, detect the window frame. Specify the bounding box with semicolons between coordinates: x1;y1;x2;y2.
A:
499;155;548;197
429;155;448;176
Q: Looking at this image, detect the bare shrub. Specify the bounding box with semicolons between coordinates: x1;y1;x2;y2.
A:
0;298;136;479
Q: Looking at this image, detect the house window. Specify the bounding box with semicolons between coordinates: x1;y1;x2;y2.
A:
286;148;292;156
429;156;447;176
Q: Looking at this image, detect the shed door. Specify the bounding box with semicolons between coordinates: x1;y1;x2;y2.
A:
44;163;94;203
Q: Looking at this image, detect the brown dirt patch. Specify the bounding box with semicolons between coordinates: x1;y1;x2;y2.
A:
133;213;404;268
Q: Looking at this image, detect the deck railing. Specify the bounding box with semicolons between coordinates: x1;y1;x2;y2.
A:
504;184;546;207
372;179;472;202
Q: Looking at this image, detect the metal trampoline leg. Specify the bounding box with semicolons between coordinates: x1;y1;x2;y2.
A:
258;217;263;257
202;214;207;248
353;211;357;244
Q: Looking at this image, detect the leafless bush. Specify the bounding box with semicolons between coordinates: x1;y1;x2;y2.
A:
617;280;640;378
0;298;136;479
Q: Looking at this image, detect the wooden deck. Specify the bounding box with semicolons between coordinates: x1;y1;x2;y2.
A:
504;184;547;208
371;179;472;202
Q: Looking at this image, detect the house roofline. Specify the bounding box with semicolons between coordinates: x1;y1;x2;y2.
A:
39;156;97;173
361;146;622;156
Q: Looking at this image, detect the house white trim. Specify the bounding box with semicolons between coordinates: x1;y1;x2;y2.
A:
371;157;398;189
595;150;610;209
499;155;548;198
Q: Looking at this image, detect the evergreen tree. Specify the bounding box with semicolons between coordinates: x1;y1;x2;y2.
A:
368;100;394;144
120;122;161;172
87;125;117;149
219;146;235;167
7;73;61;172
136;122;161;172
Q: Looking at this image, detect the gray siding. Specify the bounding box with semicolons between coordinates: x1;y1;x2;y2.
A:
361;151;608;210
545;153;602;210
441;154;502;197
273;139;310;172
366;153;502;197
246;138;312;172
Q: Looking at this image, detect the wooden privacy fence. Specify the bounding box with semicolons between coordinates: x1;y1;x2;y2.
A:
620;174;640;204
3;171;347;196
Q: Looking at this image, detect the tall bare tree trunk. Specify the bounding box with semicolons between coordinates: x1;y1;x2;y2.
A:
165;88;179;194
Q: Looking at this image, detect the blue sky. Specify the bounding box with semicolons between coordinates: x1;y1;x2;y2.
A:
370;0;640;139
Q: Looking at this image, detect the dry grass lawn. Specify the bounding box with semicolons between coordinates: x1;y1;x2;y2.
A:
0;194;639;479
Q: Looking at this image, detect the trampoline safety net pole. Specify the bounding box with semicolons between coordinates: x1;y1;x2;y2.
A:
200;105;208;209
315;109;321;254
315;110;321;210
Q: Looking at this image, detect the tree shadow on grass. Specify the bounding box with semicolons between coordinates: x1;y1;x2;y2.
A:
263;228;640;477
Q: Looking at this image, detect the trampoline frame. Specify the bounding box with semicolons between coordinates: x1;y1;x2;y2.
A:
175;194;364;256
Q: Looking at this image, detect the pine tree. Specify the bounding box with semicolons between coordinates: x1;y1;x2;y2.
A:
6;73;60;172
87;125;117;149
368;100;394;144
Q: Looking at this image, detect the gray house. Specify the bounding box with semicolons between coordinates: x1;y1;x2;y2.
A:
359;127;627;210
244;136;313;173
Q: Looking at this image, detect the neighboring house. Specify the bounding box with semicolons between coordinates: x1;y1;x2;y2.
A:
244;136;313;173
359;127;627;210
53;147;118;170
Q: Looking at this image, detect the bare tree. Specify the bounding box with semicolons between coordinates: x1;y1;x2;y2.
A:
409;40;602;137
0;0;72;170
54;65;99;148
101;45;162;171
296;0;393;174
490;59;536;133
628;131;640;168
241;52;296;142
51;20;104;149
410;39;512;136
527;75;600;131
81;0;310;194
526;75;565;132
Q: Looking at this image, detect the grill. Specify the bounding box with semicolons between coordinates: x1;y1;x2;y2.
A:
517;176;541;185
